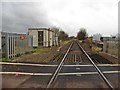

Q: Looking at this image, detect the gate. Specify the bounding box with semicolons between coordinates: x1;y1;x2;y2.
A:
1;32;33;59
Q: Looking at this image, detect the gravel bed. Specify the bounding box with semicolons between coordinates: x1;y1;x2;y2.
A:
80;42;118;64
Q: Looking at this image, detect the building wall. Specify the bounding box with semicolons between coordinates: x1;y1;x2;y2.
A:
49;31;53;46
0;32;1;50
28;28;59;47
43;30;45;47
46;30;49;47
0;32;1;58
28;30;38;47
93;34;102;42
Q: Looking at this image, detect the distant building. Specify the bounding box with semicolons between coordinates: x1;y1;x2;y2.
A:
93;34;102;42
92;34;103;50
28;27;59;48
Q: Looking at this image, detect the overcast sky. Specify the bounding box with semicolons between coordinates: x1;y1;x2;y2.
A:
1;0;119;36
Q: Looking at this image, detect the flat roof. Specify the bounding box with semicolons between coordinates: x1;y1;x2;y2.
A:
28;28;60;33
28;27;49;30
29;28;55;32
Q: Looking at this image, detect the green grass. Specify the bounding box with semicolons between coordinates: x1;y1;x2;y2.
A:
92;46;102;53
79;40;83;43
32;48;51;53
0;58;14;62
64;41;69;44
61;40;70;46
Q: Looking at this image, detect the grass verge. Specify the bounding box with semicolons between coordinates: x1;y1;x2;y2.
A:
92;46;102;53
32;48;51;53
0;58;14;62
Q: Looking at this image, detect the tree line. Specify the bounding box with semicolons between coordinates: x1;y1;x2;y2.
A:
76;28;87;40
58;28;87;41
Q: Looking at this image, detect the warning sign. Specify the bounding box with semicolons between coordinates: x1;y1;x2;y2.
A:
20;35;25;40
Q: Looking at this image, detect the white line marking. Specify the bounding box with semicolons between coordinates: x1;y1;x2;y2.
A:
0;71;119;76
76;74;82;76
0;62;57;67
76;68;80;70
59;71;119;75
0;72;52;75
0;62;119;67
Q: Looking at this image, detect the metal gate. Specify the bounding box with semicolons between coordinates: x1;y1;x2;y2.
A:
1;32;33;59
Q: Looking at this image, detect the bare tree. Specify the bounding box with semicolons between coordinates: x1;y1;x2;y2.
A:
77;28;87;40
59;30;68;41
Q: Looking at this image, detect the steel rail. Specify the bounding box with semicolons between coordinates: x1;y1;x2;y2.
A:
77;41;114;90
46;42;73;88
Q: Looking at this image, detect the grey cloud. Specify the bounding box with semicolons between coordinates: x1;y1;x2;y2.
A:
2;2;52;33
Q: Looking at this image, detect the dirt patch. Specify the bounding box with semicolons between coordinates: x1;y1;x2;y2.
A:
12;46;58;63
12;41;70;63
2;75;30;88
98;52;118;64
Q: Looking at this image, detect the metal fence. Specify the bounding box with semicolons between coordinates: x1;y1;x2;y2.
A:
103;38;118;57
1;32;33;59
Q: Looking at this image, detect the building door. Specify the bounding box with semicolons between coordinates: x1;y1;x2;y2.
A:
38;31;43;46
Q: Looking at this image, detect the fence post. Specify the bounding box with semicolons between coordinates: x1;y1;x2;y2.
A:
5;33;9;59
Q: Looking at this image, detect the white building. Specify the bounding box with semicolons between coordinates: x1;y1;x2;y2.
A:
93;34;102;42
28;27;59;48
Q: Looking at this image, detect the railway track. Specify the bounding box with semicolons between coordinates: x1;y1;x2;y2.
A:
51;41;90;64
46;41;73;88
51;41;112;64
46;40;115;89
1;40;118;89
